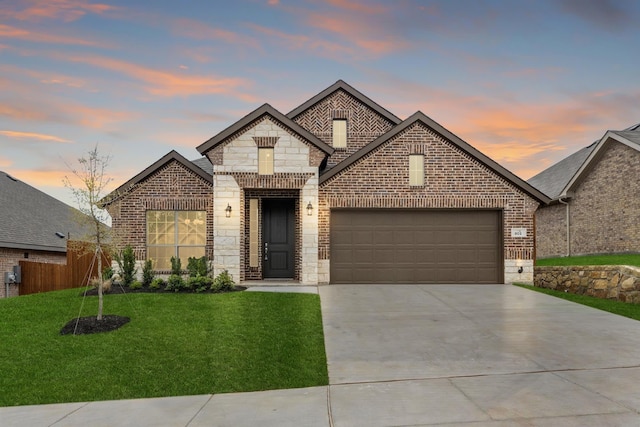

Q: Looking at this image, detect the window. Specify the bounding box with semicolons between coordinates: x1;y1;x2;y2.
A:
409;154;424;186
258;148;274;175
146;211;206;270
332;119;347;148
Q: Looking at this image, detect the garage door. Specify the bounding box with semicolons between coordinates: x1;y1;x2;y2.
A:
330;210;502;284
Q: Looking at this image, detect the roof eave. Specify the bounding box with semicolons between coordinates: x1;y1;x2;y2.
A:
197;103;334;157
286;80;402;125
561;130;638;196
100;150;213;207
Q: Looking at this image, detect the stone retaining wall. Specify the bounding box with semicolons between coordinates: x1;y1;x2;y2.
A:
534;265;640;303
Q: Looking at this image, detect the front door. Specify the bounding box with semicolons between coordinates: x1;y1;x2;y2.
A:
262;199;295;278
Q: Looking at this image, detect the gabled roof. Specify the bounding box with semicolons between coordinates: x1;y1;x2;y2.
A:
528;143;597;200
320;111;550;204
528;123;640;201
287;79;402;125
563;128;640;197
0;171;90;252
196;103;334;156
101;150;212;207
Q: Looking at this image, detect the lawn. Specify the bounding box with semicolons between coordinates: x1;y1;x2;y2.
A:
0;288;328;407
515;284;640;321
536;253;640;267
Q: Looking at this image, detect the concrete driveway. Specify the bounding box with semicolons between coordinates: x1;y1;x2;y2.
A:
4;284;640;426
321;285;640;426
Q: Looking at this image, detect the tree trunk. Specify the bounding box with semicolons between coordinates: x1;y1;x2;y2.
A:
97;238;103;321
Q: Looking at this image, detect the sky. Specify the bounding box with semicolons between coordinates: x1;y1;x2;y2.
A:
1;0;639;211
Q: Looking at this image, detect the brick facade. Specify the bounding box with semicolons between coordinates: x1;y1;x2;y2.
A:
536;142;640;258
292;89;396;167
107;81;543;285
1;248;66;297
319;122;540;283
105;160;213;270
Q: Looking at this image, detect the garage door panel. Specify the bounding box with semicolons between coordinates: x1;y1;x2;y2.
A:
331;210;502;284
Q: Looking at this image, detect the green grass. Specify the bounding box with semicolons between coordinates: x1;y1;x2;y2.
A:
515;284;640;321
536;253;640;267
0;288;328;407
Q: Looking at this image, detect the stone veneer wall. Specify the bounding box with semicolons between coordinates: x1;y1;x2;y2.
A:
535;265;640;302
319;121;540;284
206;117;323;284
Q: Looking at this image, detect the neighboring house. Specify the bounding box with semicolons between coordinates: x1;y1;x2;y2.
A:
103;80;549;285
0;171;89;297
529;123;640;258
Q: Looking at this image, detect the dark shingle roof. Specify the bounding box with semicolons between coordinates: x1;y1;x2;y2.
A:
0;171;90;252
528;143;597;199
528;123;640;200
191;157;213;175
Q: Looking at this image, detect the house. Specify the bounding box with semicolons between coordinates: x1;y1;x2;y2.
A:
103;80;549;285
0;171;89;297
529;123;640;258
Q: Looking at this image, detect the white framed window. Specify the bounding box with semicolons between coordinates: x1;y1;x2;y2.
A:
409;154;424;186
258;148;274;175
332;119;347;148
146;211;206;270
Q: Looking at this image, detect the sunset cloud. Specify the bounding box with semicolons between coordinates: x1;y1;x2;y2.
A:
0;100;136;130
0;23;107;47
0;130;71;143
170;18;259;50
0;0;117;23
57;53;255;99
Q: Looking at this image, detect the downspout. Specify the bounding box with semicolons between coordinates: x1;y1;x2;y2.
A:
558;196;570;257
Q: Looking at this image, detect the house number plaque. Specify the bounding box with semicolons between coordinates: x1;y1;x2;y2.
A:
511;228;527;238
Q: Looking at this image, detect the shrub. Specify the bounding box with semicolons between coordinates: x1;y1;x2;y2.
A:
149;278;164;290
102;266;114;281
187;256;208;278
116;246;137;287
142;259;154;287
129;280;142;290
165;274;184;292
170;256;182;276
212;270;235;292
189;276;213;293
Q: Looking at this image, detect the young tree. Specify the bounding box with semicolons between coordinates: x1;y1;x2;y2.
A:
63;145;112;320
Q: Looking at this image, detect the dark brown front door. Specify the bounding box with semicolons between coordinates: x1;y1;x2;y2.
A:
330;209;502;284
263;199;295;278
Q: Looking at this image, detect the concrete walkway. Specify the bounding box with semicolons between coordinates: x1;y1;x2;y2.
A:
3;285;640;426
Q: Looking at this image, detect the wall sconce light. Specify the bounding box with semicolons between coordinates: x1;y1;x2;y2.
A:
225;203;232;218
518;266;523;274
306;201;313;216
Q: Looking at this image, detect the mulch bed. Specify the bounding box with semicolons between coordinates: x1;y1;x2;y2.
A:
82;285;246;296
60;315;131;335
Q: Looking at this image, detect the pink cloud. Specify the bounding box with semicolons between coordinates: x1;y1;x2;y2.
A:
0;130;72;143
1;0;117;23
0;100;136;130
0;23;108;46
170;18;259;50
57;53;256;99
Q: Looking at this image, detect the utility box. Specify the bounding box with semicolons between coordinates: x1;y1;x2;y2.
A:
4;272;15;284
13;265;21;284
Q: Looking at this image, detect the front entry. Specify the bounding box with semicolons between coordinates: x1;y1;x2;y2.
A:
262;199;295;278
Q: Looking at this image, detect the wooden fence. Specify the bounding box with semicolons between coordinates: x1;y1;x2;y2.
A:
19;241;111;296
